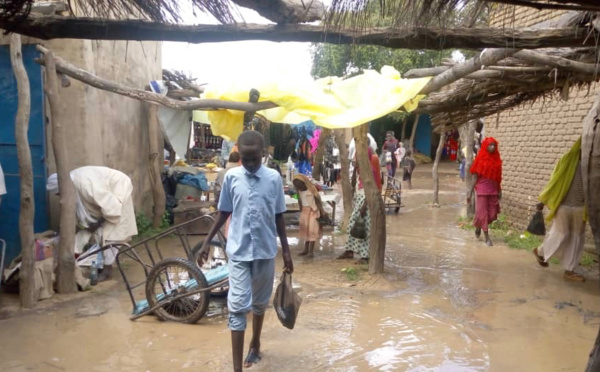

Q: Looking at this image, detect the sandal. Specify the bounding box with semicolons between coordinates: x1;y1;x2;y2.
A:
337;251;354;260
563;271;586;283
355;258;369;265
244;349;262;368
532;248;548;268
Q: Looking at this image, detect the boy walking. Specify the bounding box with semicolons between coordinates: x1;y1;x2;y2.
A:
199;131;294;371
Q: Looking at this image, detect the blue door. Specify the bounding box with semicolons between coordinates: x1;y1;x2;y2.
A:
0;45;48;264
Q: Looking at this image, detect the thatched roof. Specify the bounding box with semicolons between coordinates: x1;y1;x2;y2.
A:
404;11;600;130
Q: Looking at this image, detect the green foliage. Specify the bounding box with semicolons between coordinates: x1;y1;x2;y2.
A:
341;266;359;281
489;214;510;232
503;232;542;251
311;43;451;79
135;212;171;240
457;215;475;230
580;253;597;267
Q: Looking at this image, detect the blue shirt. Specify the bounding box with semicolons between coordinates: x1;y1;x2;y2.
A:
218;165;286;261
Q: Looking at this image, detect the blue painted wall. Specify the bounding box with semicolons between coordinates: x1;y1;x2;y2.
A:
0;45;48;263
414;114;432;157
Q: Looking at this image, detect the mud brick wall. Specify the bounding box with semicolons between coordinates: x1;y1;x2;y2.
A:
485;6;598;247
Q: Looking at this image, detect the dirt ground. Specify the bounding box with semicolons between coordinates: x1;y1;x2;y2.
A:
1;162;599;372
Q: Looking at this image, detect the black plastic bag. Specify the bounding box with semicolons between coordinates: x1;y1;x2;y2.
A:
526;210;546;236
350;215;367;240
273;272;302;330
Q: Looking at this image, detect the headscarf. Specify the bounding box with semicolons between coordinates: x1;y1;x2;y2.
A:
293;174;320;199
539;138;587;222
470;137;502;186
46;173;59;193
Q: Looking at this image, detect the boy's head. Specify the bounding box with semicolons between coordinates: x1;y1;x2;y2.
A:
238;130;264;173
406;149;412;157
228;151;240;163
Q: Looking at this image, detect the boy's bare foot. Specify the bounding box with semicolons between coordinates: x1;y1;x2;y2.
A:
298;250;309;256
244;348;262;368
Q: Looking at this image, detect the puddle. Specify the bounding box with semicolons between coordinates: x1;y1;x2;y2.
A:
0;163;598;371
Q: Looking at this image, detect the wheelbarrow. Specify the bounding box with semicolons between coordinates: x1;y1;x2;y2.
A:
111;214;229;324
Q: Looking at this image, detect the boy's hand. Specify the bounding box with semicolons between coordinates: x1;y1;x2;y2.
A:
282;250;294;273
197;240;210;264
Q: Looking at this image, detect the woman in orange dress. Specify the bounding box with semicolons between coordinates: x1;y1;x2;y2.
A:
293;174;327;258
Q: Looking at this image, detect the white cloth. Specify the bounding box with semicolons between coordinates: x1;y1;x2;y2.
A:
0;163;6;196
348;133;377;160
538;205;586;271
299;190;318;211
47;166;138;246
395;146;406;165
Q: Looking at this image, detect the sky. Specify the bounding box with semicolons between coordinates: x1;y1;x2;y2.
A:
161;1;464;87
162;5;316;86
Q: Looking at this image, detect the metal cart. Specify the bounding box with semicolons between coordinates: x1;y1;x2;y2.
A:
110;215;229;324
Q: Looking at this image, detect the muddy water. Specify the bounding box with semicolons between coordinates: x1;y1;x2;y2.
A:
1;164;598;371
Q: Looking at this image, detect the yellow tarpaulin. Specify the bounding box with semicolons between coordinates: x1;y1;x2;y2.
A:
194;66;431;141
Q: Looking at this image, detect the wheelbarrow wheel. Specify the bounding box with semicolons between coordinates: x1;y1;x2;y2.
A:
192;239;229;297
145;257;209;324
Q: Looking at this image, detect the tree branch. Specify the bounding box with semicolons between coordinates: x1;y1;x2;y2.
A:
35;45;278;112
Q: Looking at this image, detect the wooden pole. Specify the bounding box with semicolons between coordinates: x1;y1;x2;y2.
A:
354;124;386;274
409;114;420;152
465;120;477;218
401;117;407;141
148;104;167;228
10;33;36;307
333;129;353;231
432;133;446;206
312;128;331;181
44;49;77;293
581;88;600;372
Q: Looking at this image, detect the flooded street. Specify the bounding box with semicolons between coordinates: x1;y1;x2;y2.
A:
1;164;598;371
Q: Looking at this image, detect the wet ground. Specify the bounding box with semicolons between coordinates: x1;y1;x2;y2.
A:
1;163;599;371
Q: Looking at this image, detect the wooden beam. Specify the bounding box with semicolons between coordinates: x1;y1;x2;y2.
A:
483;0;600;12
514;49;600;75
35;45;278;112
420;48;518;95
10;34;36;308
44;49;77;294
166;89;200;99
6;16;596;50
231;0;325;24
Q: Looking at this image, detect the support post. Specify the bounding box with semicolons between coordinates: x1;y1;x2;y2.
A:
148;104;167;228
10;33;36;307
432;133;446;206
465;120;477;218
401;117;407;141
44;49;77;293
581;89;600;372
409;114;420;152
312;128;331;181
334;129;353;231
354;124;386;274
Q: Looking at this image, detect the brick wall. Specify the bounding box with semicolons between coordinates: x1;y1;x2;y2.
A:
484;5;598;239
